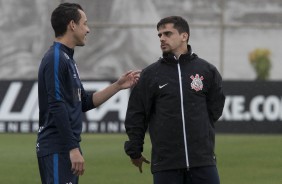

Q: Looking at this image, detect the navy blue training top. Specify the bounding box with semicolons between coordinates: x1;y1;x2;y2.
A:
36;42;95;157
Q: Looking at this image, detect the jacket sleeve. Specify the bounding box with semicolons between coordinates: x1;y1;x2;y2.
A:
45;54;79;151
124;70;153;159
81;84;95;112
207;66;225;122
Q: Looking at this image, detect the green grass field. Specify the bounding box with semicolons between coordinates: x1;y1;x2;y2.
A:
0;133;282;184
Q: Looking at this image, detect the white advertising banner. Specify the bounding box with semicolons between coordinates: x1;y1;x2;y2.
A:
0;80;281;133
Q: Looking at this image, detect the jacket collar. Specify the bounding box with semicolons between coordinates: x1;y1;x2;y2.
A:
161;45;194;63
53;42;74;59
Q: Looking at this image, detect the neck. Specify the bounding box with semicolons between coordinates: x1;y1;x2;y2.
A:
174;47;188;59
55;36;75;49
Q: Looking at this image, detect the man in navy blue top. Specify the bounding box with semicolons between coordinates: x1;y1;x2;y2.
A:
37;3;140;184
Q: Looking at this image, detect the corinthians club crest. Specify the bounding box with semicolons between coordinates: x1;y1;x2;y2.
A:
190;74;204;91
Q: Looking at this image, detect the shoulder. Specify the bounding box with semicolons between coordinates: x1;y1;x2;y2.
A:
40;46;69;70
191;54;222;83
141;59;161;76
193;54;218;72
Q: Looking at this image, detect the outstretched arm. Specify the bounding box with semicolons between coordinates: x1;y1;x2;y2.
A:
92;70;140;107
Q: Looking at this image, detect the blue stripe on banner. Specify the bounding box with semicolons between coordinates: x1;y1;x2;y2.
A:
54;43;61;100
53;154;59;184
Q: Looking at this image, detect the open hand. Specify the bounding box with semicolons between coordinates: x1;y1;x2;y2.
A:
116;70;141;90
131;155;150;173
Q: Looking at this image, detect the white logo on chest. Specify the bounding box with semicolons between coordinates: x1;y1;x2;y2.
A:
190;74;204;91
159;83;168;89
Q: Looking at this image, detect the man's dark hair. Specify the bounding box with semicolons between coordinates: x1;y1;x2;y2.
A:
157;16;190;39
51;3;83;37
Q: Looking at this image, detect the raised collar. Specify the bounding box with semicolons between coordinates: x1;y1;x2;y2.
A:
161;45;194;63
53;42;74;59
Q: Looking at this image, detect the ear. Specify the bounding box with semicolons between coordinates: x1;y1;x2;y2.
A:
69;20;76;31
182;32;189;42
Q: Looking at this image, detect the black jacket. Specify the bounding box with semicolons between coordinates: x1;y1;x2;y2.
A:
124;45;225;173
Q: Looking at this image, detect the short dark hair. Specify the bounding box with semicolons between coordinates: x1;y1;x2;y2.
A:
157;16;190;36
51;3;83;37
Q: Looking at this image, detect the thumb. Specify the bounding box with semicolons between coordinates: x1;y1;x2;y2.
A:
142;157;150;164
143;159;150;164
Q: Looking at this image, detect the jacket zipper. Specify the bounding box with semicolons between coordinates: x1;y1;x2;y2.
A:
176;57;190;170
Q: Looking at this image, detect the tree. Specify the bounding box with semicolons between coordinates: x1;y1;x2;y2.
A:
249;48;272;80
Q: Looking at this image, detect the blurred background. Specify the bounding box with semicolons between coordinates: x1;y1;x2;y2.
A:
0;1;282;183
0;0;281;134
0;0;281;80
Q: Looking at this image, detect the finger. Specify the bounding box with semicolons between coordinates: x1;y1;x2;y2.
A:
132;80;137;85
72;163;78;175
132;72;141;78
72;163;79;176
132;70;141;75
73;162;82;176
134;69;142;73
76;163;82;176
124;70;133;76
71;162;75;172
134;76;140;80
81;163;85;175
81;168;85;176
75;164;80;176
79;162;85;176
143;158;150;164
138;165;143;173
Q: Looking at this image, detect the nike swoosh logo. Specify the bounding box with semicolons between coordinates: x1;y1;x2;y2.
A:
159;83;168;89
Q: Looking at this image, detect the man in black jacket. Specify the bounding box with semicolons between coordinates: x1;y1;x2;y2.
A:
124;16;225;184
